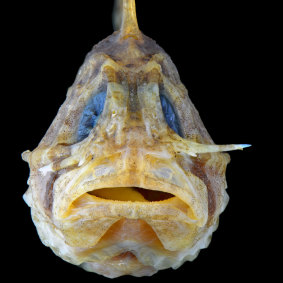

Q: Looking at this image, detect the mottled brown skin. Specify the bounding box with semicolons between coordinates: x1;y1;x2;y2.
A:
22;0;246;278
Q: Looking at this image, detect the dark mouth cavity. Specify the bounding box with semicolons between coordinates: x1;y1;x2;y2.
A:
88;187;174;202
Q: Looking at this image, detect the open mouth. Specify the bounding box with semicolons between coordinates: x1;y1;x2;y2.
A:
88;187;175;202
54;170;208;228
57;181;204;230
69;185;197;222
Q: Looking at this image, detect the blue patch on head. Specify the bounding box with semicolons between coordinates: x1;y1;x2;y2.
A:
160;94;182;137
77;91;107;141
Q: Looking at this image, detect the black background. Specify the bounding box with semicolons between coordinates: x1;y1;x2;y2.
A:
5;0;273;281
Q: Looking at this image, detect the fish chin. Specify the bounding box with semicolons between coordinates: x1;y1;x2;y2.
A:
81;253;158;278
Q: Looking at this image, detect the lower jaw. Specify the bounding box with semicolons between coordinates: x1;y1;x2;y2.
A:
76;218;174;277
76;218;191;278
78;220;215;278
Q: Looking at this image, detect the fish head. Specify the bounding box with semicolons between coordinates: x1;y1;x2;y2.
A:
22;0;248;278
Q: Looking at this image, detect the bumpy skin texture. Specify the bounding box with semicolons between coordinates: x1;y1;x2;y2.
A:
22;3;240;278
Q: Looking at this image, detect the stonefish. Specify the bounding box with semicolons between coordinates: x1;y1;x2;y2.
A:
22;0;250;278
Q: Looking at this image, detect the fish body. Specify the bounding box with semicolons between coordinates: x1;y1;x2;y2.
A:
22;0;249;278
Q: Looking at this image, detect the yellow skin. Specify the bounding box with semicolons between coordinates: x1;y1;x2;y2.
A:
22;0;249;278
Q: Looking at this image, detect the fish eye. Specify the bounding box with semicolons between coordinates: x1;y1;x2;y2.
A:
77;91;107;141
160;94;182;137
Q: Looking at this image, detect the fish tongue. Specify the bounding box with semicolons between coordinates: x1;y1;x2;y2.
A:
92;187;148;202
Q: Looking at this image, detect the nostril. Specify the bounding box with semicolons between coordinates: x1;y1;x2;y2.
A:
88;187;174;202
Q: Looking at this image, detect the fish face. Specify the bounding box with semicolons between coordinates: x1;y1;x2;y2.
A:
22;0;249;278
